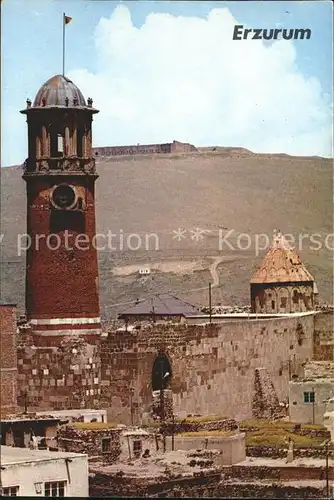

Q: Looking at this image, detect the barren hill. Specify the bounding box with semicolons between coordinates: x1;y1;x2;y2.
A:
1;148;333;318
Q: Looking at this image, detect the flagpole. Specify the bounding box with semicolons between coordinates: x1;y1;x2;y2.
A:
62;12;65;76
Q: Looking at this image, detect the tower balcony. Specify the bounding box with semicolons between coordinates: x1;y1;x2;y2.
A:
23;156;97;176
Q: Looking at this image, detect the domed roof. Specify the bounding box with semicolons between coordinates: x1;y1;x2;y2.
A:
33;74;86;107
250;231;314;284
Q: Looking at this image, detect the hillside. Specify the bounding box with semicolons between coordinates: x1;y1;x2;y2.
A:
1;148;333;318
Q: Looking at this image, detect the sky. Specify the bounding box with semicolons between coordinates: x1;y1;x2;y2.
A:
1;0;333;166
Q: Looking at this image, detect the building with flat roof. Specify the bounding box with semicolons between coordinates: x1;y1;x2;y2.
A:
1;445;88;497
118;293;200;323
288;362;334;425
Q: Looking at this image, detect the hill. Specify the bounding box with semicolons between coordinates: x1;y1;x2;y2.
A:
1;148;333;318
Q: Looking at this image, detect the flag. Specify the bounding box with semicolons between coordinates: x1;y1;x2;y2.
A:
64;15;72;25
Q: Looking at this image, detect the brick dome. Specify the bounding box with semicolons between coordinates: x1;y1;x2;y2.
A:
250;231;314;284
33;74;86;108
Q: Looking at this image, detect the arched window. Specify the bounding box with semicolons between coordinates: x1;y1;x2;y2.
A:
77;127;84;157
57;134;64;154
152;354;172;391
50;125;65;158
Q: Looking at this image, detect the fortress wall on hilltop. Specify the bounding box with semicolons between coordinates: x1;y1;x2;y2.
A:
92;140;197;157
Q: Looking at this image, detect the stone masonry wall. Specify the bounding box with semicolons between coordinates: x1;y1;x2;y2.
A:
252;368;283;419
92;141;197;157
58;425;122;462
313;311;333;361
89;472;328;498
0;305;18;416
17;333;101;411
16;315;315;419
164;418;238;435
100;315;315;424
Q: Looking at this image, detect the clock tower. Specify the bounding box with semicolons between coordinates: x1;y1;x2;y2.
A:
21;74;101;345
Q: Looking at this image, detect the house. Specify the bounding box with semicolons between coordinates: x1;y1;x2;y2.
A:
1;446;88;497
289;374;334;425
0;415;60;449
57;422;157;463
138;268;151;276
118;293;200;323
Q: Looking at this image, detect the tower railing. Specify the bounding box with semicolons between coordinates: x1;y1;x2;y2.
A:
23;156;96;174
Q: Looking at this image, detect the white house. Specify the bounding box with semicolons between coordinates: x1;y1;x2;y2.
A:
138;268;151;275
289;377;334;425
1;446;88;497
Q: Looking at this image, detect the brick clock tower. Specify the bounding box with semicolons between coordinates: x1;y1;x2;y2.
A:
21;75;101;344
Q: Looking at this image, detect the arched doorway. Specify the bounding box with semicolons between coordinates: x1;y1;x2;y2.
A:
152;354;172;391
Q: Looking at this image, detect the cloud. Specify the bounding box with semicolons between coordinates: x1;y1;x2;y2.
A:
60;6;331;157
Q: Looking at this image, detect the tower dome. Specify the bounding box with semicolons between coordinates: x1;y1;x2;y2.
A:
33;74;87;108
250;230;316;314
250;231;314;284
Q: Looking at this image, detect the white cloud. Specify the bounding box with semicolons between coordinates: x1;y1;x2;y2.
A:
67;5;331;156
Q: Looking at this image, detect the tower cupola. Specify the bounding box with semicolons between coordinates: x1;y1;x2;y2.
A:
21;74;99;176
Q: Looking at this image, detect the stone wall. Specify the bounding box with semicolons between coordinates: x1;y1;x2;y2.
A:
101;315;314;424
0;304;18;416
313;311;334;361
164;418;238;434
251;283;315;314
252;367;283;419
89;472;329;498
224;463;334;481
58;425;157;462
165;433;246;465
246;445;333;459
304;360;334;378
92;140;197;157
119;431;157;460
16;315;315;420
17;333;101;411
152;389;174;420
58;424;123;462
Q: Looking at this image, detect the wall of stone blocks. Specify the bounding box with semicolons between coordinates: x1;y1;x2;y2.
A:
164;432;246;465
251;283;315;314
99;330;141;424
17;334;101;411
119;433;156;460
16;314;315;421
91;141;197;157
89;471;330;498
313;311;334;361
101;314;315;424
58;425;122;462
0;305;18;416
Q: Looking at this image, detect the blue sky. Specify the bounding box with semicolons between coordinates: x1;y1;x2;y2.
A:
1;0;333;165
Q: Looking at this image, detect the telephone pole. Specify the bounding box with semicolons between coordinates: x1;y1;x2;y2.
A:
62;13;66;76
209;282;212;323
160;359;166;452
325;439;330;498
